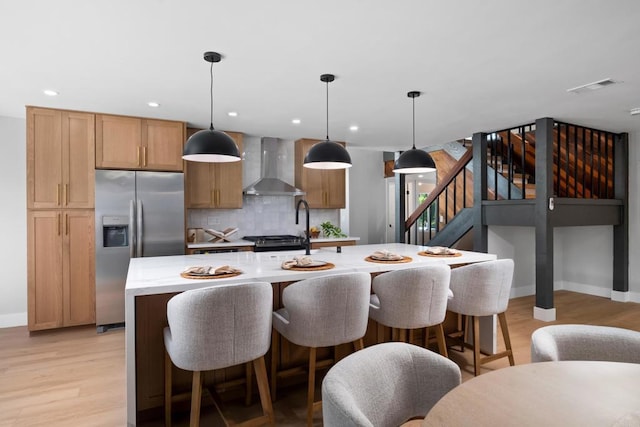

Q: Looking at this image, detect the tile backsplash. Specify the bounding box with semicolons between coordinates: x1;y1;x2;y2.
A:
187;135;341;240
188;197;340;239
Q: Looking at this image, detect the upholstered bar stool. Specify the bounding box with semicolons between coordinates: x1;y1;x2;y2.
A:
271;272;371;426
447;258;515;376
322;342;461;426
368;265;451;356
164;282;274;427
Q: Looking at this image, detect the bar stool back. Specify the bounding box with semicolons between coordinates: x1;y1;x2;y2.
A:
447;259;515;376
164;282;274;426
368;265;451;356
271;272;371;426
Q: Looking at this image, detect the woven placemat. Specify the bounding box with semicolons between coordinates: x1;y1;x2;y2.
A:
282;262;335;271
417;251;462;258
364;256;413;264
180;271;242;280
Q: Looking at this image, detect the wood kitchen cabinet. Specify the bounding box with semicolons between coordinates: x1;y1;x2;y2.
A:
95;114;185;172
27;107;95;209
294;138;346;208
185;130;244;208
27;210;95;331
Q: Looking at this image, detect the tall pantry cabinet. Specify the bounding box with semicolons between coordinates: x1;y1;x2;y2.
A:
26;107;96;331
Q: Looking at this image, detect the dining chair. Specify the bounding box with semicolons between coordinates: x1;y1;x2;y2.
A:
322;342;461;427
531;324;640;363
271;272;371;426
164;282;274;427
447;258;515;376
368;265;451;356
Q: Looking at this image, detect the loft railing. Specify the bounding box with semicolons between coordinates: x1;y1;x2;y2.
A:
487;124;536;200
553;121;615;199
404;148;473;245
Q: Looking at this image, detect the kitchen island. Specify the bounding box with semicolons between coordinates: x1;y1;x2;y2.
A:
125;243;496;426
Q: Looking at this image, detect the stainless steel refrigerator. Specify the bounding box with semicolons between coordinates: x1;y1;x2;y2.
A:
95;170;185;331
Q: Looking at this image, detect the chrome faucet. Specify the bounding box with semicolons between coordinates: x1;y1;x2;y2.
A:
295;199;311;255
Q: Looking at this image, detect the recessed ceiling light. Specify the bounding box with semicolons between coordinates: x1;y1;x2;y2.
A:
630;107;640;116
567;78;618;94
147;101;160;108
292;118;301;124
349;125;359;132
43;89;58;96
227;111;238;117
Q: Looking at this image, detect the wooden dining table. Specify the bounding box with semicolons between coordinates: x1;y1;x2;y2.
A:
423;361;640;426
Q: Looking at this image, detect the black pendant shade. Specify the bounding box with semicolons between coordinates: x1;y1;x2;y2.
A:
182;51;241;163
393;91;436;174
393;147;436;173
304;74;352;170
303;139;352;169
182;125;240;162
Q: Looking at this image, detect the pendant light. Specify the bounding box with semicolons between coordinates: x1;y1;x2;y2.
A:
393;91;436;174
303;74;352;169
183;51;240;163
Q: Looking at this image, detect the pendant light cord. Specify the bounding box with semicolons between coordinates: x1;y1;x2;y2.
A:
209;59;214;131
325;79;329;140
412;95;416;149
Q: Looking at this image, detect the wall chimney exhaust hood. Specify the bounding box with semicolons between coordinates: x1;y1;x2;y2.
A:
243;137;305;196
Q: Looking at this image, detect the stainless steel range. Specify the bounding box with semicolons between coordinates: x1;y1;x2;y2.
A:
242;235;305;252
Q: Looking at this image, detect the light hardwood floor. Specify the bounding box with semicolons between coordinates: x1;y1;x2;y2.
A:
1;291;639;426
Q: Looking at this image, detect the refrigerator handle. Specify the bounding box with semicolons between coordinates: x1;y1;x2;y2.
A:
136;199;143;257
129;200;136;258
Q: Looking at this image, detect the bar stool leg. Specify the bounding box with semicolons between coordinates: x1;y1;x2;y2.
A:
164;349;172;427
270;329;279;401
498;312;515;366
253;356;275;426
190;371;203;427
435;324;448;358
245;361;253;406
472;316;481;376
307;347;317;427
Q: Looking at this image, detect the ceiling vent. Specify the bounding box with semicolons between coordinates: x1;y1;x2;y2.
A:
566;78;618;94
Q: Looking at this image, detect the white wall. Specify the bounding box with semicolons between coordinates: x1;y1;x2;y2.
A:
488;226;536;297
0;116;27;327
348;147;387;245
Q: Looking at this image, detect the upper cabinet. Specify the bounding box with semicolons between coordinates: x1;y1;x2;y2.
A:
95;114;185;172
185;130;244;209
27;107;95;209
294;138;346;209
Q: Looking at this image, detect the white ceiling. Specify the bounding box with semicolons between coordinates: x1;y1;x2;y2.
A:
2;0;640;152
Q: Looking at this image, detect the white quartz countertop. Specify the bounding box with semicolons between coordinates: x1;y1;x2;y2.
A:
187;241;255;249
186;236;360;249
126;243;496;297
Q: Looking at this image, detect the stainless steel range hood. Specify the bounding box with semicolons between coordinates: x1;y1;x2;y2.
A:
243;137;305;196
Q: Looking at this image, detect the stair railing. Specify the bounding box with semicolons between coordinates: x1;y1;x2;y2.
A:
405;148;473;245
553;121;616;199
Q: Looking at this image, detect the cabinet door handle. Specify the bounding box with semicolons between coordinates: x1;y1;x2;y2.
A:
63;184;68;206
142;146;147;167
137;146;141;167
57;213;61;236
65;213;69;235
57;184;61;206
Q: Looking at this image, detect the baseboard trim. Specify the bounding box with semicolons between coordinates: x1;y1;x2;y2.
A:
0;312;27;328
